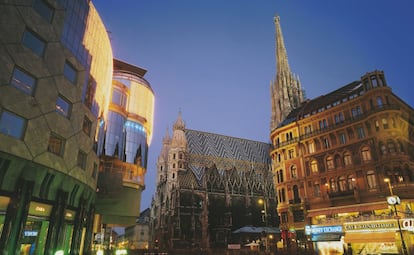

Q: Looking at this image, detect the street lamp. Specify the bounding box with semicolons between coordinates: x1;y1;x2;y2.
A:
384;178;407;255
258;198;268;226
258;198;268;252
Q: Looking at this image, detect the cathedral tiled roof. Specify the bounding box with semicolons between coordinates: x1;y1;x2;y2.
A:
185;129;271;164
181;129;272;186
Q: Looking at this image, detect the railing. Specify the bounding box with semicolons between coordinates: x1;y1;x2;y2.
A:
101;157;145;186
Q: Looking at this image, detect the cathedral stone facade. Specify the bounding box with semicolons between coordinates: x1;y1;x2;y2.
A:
150;112;276;250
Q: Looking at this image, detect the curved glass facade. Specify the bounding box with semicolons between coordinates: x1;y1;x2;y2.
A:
0;1;113;254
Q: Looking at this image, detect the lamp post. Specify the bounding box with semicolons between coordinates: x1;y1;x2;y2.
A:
384;178;407;255
258;198;268;252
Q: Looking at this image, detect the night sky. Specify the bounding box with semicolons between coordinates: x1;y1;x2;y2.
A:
93;0;414;211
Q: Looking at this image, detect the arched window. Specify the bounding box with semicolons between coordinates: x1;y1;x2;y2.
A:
343;152;352;166
387;139;396;154
291;165;297;179
347;175;355;190
278;170;284;183
311;160;318;174
361;146;372;161
380;142;387;155
338;176;347;191
293;185;300;202
382;118;389;129
367;170;377;189
377;96;383;107
326;156;335;170
330;178;338;192
313;182;321;197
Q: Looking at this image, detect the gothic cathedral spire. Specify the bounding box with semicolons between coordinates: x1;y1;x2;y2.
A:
270;16;304;130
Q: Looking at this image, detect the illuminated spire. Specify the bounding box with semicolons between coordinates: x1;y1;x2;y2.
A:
270;15;304;130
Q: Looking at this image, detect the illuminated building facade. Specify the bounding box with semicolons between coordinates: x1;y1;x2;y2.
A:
271;16;414;255
94;59;154;239
150;112;276;252
0;0;113;254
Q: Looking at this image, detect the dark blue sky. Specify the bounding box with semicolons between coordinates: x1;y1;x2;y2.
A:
93;0;414;211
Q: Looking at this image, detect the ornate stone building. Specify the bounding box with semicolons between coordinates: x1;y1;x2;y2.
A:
270;16;414;255
151;112;276;251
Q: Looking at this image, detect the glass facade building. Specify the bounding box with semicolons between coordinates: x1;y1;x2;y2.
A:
0;0;112;254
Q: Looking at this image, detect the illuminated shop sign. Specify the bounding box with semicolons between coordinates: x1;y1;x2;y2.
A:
402;219;414;231
344;220;398;232
305;225;342;235
24;230;38;237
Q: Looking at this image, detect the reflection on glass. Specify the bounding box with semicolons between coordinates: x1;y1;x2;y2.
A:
11;67;36;95
0;111;26;139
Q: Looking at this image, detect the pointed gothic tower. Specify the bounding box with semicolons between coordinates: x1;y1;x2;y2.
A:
270;16;305;130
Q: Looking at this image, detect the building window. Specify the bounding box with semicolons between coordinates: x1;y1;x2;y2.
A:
357;126;365;139
329;178;338;192
11;66;36;95
323;137;330;149
304;125;312;134
375;120;380;131
64;61;77;83
281;212;288;223
319;119;328;130
0;110;26;139
380;142;387;155
387;139;396;154
338;176;347;191
313;182;321;197
77;150;87;170
351;106;362;118
291;165;297;179
82;116;92;136
326;156;334;170
311;160;318;174
347;175;355;190
377;96;383;107
308;142;315;153
361;146;372;161
22;29;46;56
112;88;127;109
339;133;346;144
366;170;377;189
92;162;98;179
277;170;284;183
382;118;389;129
33;0;54;22
56;95;71;117
343;152;352;166
288;149;295;159
48;133;65;156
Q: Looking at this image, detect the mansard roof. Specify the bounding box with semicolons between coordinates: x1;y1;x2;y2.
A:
279;80;363;127
185;129;271;164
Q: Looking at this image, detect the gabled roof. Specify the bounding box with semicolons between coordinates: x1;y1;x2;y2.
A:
279;81;363;127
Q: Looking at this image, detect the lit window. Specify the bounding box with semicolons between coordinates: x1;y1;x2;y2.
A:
77;150;87;170
11;66;36;95
361;146;371;161
311;160;318;174
32;0;54;22
288;149;295;159
48;133;64;156
338;176;347;191
64;61;77;83
366;170;377;189
326;156;334;170
291;165;297;178
382;118;389;129
22;29;45;56
313;182;320;197
308;142;315;153
343;152;352;166
56;96;71;117
0;111;26;139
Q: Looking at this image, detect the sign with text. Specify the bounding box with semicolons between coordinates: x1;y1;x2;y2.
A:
344;220;398;232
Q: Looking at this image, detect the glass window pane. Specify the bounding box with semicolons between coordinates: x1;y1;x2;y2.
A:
0;111;26;139
48;133;64;155
22;30;45;56
33;0;54;22
64;61;77;83
56;96;71;117
11;67;36;94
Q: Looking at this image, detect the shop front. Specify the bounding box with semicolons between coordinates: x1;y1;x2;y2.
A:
305;225;345;255
343;219;408;254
